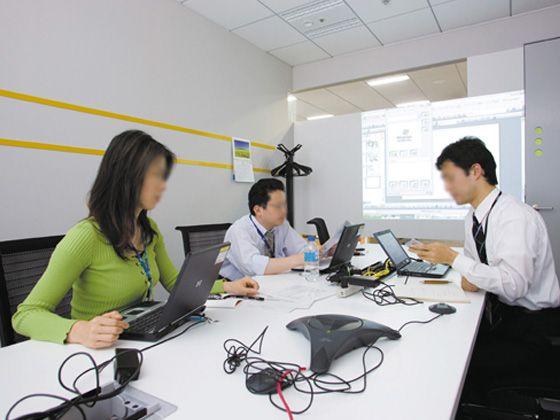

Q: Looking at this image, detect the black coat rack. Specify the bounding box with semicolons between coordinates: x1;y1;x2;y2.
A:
271;144;313;227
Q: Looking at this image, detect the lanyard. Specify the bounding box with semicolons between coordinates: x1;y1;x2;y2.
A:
135;250;153;301
473;190;502;256
249;216;275;258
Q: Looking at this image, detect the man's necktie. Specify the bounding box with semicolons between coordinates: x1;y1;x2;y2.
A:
472;214;488;264
473;212;501;329
264;230;275;258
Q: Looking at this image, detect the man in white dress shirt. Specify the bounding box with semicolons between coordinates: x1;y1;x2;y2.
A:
410;137;560;404
220;178;307;280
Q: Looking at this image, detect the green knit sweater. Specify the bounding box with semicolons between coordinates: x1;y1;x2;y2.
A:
11;217;225;344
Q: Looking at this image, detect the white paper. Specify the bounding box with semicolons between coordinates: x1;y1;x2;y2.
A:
232;137;255;183
257;284;338;312
392;282;470;304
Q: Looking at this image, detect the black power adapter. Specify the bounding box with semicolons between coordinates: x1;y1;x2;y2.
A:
114;348;141;385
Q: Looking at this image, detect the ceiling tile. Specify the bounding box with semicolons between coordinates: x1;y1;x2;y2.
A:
346;0;430;23
429;0;456;5
294;99;330;118
370;78;427;105
280;1;358;36
269;41;330;65
368;8;439;44
512;0;560;14
313;26;380;55
433;0;509;31
232;16;306;51
259;0;316;13
295;88;362;114
184;0;273;30
408;63;466;101
327;81;393;110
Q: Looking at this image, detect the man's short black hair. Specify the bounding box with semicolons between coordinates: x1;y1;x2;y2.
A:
436;136;498;186
249;178;285;215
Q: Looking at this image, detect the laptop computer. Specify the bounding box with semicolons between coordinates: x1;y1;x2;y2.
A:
373;229;450;278
293;223;364;274
120;242;231;342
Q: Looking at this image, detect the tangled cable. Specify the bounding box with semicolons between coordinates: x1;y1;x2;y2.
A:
223;325;384;418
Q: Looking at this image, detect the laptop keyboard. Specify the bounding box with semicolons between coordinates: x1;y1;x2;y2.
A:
403;260;433;273
127;306;165;333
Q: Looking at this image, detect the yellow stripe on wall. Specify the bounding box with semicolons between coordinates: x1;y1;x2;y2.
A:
0;89;277;151
0;138;271;173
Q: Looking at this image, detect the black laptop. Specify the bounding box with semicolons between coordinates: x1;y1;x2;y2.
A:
293;223;364;274
120;242;231;341
373;229;450;278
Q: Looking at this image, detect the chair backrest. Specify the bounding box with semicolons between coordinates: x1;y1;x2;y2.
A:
175;224;232;256
0;235;71;346
306;217;330;245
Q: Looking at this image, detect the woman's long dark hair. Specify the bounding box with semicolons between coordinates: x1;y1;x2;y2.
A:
88;130;175;259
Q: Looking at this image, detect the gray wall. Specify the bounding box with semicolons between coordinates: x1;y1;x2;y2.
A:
0;0;293;273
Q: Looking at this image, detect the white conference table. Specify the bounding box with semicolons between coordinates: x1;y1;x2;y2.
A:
0;244;485;420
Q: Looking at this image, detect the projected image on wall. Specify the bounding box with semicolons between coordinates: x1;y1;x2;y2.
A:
362;91;524;220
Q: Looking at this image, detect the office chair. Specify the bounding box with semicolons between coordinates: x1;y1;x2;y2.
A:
306;217;330;245
457;314;560;420
175;223;231;256
0;235;71;347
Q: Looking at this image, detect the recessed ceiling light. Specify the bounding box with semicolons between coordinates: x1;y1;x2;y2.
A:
304;21;313;28
396;100;430;108
366;74;409;87
287;94;298;102
307;114;334;120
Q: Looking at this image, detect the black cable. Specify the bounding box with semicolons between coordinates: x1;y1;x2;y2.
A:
222;326;385;416
223;311;449;417
361;282;422;306
397;313;443;333
6;308;208;420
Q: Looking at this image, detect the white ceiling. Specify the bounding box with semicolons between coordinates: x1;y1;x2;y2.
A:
178;0;560;66
292;60;467;120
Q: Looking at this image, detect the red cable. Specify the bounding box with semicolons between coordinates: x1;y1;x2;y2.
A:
276;367;306;420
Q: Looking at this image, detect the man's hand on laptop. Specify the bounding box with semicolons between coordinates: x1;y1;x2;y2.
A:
409;242;458;266
223;277;260;296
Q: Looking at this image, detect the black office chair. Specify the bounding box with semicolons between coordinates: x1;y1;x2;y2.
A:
306;217;330;245
175;223;232;256
0;235;72;347
457;315;560;420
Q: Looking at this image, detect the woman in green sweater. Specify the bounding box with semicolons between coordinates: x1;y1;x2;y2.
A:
12;130;259;348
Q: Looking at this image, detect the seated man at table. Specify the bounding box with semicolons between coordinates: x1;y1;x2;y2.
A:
409;137;560;402
219;178;307;280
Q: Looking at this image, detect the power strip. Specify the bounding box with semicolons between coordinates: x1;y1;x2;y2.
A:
337;284;363;298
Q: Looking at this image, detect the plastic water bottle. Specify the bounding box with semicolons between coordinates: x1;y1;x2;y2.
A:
303;235;320;282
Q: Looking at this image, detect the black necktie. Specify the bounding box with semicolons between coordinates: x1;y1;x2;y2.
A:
473;210;502;330
472;214;488;264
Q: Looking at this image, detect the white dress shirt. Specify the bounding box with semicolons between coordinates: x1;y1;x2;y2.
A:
452;188;560;310
219;214;307;280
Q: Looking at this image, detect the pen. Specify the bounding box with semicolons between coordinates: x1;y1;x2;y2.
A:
422;280;451;285
224;294;265;301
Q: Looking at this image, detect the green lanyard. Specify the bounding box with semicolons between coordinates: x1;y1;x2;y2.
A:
135;250;153;301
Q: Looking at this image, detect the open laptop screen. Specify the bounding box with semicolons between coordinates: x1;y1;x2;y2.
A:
375;230;409;267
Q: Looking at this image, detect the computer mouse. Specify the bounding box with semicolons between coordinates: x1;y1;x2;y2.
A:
245;368;293;395
429;302;457;315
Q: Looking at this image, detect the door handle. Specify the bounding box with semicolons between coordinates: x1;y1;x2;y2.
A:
532;204;554;211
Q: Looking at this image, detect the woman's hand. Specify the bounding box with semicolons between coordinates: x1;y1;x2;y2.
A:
223;277;260;296
66;310;129;349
